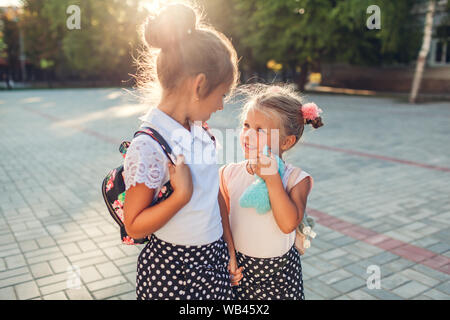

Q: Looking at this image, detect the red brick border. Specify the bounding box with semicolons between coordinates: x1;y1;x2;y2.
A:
303;142;450;172
308;208;450;275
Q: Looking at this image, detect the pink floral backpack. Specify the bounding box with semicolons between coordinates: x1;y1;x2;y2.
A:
102;124;215;245
102;127;176;245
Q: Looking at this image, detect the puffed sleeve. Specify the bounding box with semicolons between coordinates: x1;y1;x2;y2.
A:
123;135;168;191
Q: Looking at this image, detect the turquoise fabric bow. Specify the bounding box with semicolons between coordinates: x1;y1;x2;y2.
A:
239;146;286;214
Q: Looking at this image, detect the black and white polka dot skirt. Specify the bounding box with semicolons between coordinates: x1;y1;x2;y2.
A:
136;234;233;300
233;245;305;300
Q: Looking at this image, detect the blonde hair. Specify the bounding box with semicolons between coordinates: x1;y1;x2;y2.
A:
134;2;239;105
239;83;324;149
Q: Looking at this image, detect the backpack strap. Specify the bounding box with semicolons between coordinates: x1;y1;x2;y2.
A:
133;127;176;165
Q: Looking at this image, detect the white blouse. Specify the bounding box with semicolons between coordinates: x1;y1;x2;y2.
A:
123;107;223;246
221;161;313;258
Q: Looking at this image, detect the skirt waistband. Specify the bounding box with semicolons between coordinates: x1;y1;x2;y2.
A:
147;234;228;266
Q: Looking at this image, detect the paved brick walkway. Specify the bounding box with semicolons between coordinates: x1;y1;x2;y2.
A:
0;88;448;300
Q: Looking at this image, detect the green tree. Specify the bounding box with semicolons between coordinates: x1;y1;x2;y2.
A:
20;0;147;81
0;18;6;58
1;8;21;79
207;0;423;90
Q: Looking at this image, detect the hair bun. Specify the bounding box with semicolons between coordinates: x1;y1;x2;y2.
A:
145;3;197;49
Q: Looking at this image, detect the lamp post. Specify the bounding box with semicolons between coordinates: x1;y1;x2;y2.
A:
13;7;26;82
17;8;26;82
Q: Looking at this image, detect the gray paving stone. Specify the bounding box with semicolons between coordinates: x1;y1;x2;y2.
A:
124;272;136;285
411;264;450;282
302;262;330;278
333;294;352;300
27;251;65;265
319;269;353;285
92;282;135;300
0;273;33;288
343;262;370;278
115;255;138;267
423;288;450;300
426;242;450;254
0;286;17;300
5;254;27;269
72;255;110;268
102;247;127;260
0;247;21;259
412;294;433;300
59;243;82;256
95;261;122;278
18;240;39;252
347;289;377;300
118;291;137;300
392;281;429;299
303;288;326;300
86;275;128;292
15;281;40;300
381;273;412;291
305;279;341;299
318;248;347;260
49;257;71;274
68;249;106;263
368;252;399;265
43;292;68;300
36;273;68;287
65;287;94;300
360;287;403;300
24;246;61;259
29;262;53;279
36;236;57;249
398;268;441;287
40;280;69;296
381;259;416;274
434;281;450;295
118;262;137;274
328;254;361;268
80;266;103;284
332;277;366;294
331;236;357;246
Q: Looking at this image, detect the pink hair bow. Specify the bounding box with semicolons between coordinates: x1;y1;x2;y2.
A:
301;102;322;121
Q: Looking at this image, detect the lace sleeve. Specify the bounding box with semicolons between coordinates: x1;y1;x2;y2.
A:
123;135;168;191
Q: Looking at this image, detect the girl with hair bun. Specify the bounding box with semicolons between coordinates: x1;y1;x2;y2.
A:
122;3;240;300
219;84;324;300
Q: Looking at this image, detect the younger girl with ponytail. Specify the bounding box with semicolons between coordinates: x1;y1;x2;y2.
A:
219;84;324;300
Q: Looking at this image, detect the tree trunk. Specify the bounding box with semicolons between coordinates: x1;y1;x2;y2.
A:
409;0;436;103
296;62;309;92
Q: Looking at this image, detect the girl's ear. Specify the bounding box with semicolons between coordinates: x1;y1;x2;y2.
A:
281;135;296;151
193;73;206;100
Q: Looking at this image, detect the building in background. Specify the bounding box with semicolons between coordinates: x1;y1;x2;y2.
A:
320;0;450;95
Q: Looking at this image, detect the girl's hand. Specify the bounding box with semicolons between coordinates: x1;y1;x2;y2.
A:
247;148;279;182
228;255;244;286
168;155;193;206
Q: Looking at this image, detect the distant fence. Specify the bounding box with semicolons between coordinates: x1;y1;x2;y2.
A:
0;79;132;90
321;63;450;94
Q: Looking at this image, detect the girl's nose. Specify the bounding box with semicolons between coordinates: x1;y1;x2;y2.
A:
244;129;258;144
